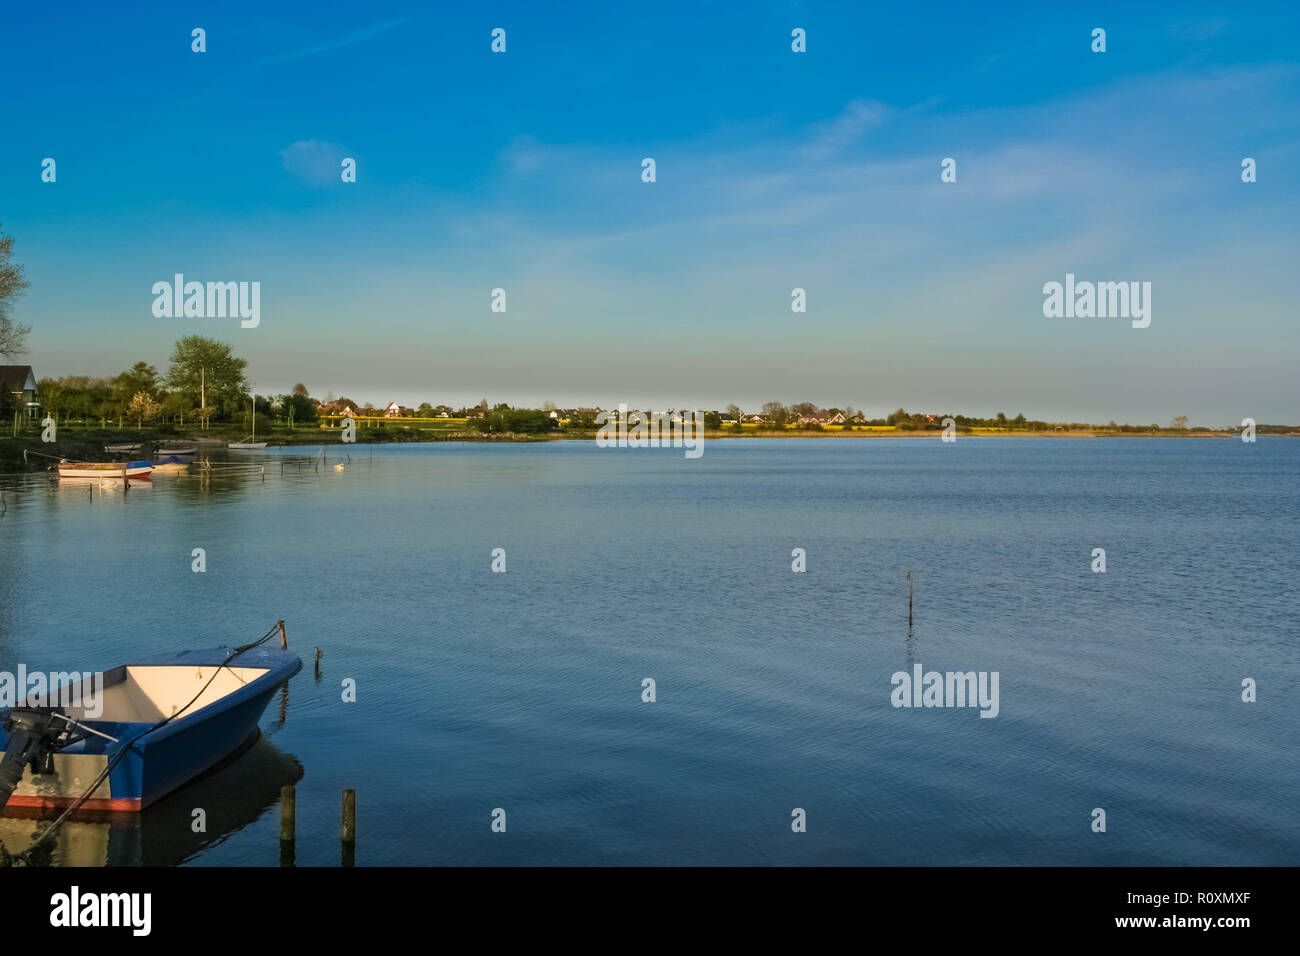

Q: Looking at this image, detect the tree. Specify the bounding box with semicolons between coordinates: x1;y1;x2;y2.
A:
292;383;309;397
1171;416;1189;430
0;223;31;359
114;362;160;403
471;406;557;434
37;378;65;421
164;336;249;421
162;391;194;425
52;375;111;422
887;407;909;426
127;391;161;428
277;392;317;427
761;401;789;427
726;403;742;422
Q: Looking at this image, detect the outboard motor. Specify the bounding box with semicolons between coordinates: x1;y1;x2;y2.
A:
0;709;66;810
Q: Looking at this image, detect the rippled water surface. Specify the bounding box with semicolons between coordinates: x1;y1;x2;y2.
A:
0;437;1295;865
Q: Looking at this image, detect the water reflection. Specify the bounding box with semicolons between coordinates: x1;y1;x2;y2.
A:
0;446;349;510
0;735;302;866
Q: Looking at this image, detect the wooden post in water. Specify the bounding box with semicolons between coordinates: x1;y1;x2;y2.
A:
907;571;913;626
314;647;323;680
280;784;296;866
278;619;287;649
341;788;356;867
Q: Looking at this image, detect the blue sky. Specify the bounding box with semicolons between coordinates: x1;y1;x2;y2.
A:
2;1;1297;424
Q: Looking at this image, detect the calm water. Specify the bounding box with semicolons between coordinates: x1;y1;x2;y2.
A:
0;438;1296;865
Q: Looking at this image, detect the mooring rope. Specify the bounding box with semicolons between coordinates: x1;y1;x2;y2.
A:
21;448;65;462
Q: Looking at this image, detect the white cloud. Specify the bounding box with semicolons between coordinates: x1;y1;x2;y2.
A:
800;98;890;158
280;140;346;185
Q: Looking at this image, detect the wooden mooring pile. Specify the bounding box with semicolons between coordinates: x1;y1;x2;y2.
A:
279;786;357;867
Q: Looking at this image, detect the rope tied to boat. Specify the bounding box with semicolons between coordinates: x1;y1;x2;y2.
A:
0;623;283;867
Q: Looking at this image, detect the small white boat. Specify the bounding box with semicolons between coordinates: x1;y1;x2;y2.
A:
104;443;141;453
154;443;197;456
227;441;268;450
58;460;154;480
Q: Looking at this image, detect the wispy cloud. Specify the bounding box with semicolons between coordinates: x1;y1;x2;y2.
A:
253;17;410;68
800;98;890;159
281;139;347;185
499;135;555;176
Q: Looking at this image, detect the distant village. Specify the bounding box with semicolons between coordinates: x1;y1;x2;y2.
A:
316;398;952;429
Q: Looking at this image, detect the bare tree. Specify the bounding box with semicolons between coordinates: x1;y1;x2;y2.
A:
0;223;31;359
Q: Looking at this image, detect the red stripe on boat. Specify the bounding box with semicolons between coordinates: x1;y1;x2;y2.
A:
5;794;142;812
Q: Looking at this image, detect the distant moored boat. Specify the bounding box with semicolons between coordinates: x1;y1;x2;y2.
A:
151;458;191;474
154;443;197;456
228;395;267;449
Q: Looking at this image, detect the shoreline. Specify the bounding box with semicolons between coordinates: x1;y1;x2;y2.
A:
3;427;1294;470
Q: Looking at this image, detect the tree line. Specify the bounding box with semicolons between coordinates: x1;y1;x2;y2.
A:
30;335;301;428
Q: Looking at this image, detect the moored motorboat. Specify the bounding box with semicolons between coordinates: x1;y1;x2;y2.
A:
58;460;154;480
103;443;141;453
0;638;301;813
0;736;303;866
150;458;191;475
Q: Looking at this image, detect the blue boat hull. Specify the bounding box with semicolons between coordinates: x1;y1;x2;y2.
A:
0;646;300;812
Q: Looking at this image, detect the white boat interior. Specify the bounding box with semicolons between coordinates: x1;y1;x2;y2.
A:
51;666;269;723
